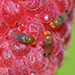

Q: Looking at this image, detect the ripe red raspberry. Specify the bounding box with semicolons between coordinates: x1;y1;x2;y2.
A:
0;0;74;75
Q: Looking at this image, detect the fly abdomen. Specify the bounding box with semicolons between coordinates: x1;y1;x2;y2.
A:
10;31;37;45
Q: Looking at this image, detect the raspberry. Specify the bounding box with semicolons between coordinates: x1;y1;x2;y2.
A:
23;49;49;72
57;21;71;45
0;0;74;75
57;46;64;66
9;41;29;57
0;20;9;36
1;0;26;27
51;32;63;56
17;16;45;39
31;57;58;75
0;67;6;75
0;57;5;68
8;60;30;75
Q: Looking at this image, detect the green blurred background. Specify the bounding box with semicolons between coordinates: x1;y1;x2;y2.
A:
55;18;75;75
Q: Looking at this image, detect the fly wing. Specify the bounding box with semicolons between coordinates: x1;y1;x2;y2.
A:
43;44;51;57
60;10;69;22
9;30;26;42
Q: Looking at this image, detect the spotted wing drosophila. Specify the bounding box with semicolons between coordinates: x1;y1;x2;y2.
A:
43;31;52;57
49;10;70;28
37;10;70;29
10;31;37;45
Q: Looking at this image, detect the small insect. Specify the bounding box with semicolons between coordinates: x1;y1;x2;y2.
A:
42;31;65;57
10;31;37;45
36;10;70;28
43;31;52;57
49;10;70;28
42;31;58;64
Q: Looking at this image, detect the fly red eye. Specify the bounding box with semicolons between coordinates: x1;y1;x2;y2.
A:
50;22;53;26
44;31;51;36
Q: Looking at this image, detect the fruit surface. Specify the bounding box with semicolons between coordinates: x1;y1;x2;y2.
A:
0;0;74;75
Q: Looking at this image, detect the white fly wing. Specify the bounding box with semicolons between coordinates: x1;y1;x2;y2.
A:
9;31;24;42
43;44;51;57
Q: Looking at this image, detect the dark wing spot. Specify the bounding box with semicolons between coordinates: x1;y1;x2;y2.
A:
43;53;46;56
65;10;68;13
65;10;70;17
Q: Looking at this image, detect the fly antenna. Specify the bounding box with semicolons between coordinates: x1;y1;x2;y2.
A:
13;21;18;29
0;18;8;25
52;32;66;41
23;2;40;11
